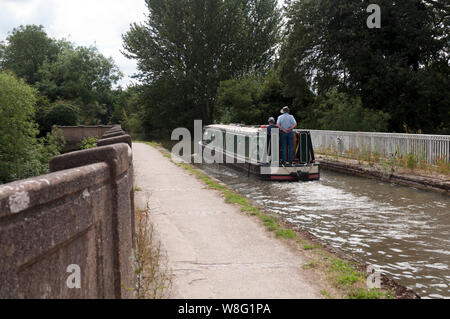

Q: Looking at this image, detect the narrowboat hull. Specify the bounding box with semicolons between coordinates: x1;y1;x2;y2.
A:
201;124;320;182
201;142;320;182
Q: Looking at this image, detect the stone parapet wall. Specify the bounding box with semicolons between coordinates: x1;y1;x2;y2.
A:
0;126;136;299
53;125;113;152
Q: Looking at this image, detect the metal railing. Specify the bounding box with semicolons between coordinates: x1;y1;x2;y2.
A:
309;130;450;165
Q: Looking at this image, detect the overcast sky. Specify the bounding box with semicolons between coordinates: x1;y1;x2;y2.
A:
0;0;148;87
1;0;285;88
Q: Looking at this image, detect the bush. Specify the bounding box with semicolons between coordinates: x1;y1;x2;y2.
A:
0;73;58;182
80;137;98;150
0;72;38;183
314;90;391;132
128;113;144;139
0;72;63;184
43;102;80;132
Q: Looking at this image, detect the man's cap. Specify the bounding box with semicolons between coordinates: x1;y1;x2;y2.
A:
268;117;275;123
280;106;290;114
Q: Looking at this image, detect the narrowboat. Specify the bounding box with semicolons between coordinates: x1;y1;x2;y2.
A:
200;124;320;181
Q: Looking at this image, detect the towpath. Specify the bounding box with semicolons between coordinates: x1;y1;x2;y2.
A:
133;142;322;299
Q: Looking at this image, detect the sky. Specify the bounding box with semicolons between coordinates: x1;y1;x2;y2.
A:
0;0;285;88
0;0;148;87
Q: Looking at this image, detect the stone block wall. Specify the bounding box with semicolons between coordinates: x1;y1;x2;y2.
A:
53;125;113;152
0;126;136;299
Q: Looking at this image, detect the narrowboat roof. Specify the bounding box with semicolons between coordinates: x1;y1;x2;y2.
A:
206;124;264;134
206;124;311;135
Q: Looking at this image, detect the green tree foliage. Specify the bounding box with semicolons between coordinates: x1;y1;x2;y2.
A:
109;87;142;133
0;72;62;184
80;137;98;150
0;72;39;182
110;104;130;132
216;71;390;132
1;24;123;127
123;0;281;138
280;0;450;134
216;69;292;124
43;103;80;132
259;69;295;121
0;41;5;66
313;90;391;132
117;86;146;138
36;46;122;124
34;94;52;136
128;113;145;139
0;25;60;85
216;75;262;124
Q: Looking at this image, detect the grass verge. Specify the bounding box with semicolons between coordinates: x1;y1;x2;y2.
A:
140;141;395;299
134;201;173;299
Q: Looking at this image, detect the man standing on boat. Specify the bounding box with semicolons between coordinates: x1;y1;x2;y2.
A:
277;106;297;165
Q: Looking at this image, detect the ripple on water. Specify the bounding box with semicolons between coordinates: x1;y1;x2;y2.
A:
198;165;450;299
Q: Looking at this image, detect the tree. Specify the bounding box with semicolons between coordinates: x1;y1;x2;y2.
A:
0;25;60;85
0;24;123;127
280;0;449;133
112;85;146;137
110;104;130;132
123;0;281;137
43;103;81;131
259;69;295;121
314;90;391;132
34;94;52;136
216;75;263;124
216;69;293;124
36;46;122;124
0;72;62;184
0;41;5;66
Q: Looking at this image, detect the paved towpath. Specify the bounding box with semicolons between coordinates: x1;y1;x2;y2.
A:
133;142;322;299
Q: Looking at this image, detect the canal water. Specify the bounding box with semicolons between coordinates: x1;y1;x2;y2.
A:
198;164;450;299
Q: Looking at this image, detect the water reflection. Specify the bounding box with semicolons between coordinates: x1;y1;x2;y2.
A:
199;164;450;299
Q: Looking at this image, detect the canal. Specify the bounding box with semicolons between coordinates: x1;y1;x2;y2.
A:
198;164;449;299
